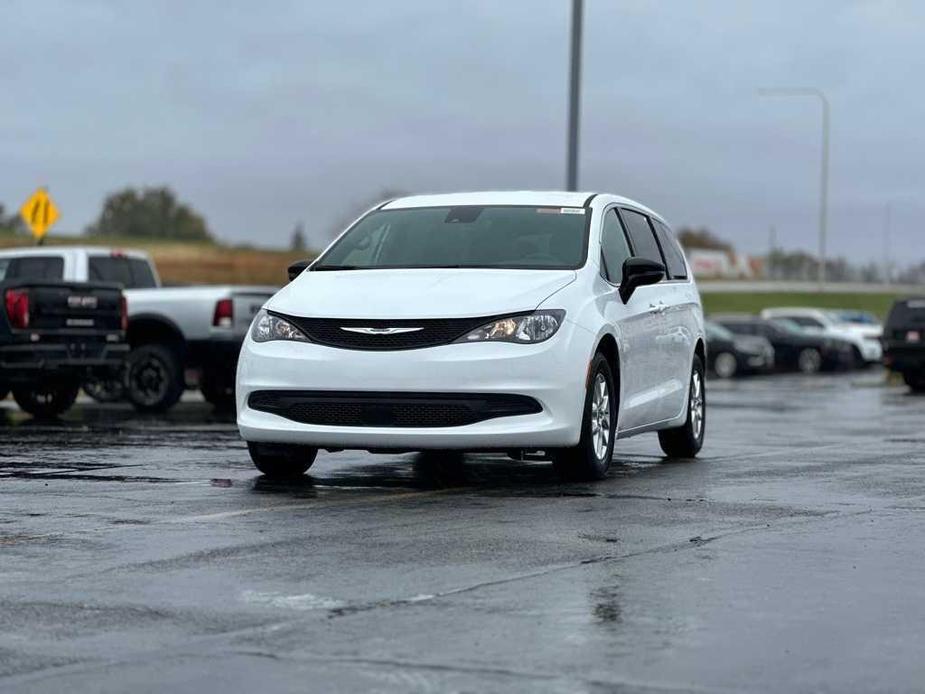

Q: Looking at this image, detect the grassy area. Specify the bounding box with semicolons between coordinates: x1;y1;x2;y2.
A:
701;291;910;319
0;235;313;286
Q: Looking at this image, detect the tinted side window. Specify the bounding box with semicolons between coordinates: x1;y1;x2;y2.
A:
600;209;632;284
89;256;132;287
0;256;64;281
128;258;157;289
653;220;688;279
620;209;664;265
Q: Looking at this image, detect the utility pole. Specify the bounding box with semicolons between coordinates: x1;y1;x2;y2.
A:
768;226;777;279
566;0;583;191
758;88;830;291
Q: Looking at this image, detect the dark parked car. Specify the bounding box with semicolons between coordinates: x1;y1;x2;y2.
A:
882;298;925;391
712;315;854;374
704;320;774;378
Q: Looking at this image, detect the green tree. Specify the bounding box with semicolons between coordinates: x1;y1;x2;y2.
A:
85;187;213;241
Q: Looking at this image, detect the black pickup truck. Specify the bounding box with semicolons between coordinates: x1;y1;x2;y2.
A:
0;280;129;417
883;297;925;392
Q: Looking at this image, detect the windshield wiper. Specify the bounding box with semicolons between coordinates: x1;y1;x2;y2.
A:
311;264;362;271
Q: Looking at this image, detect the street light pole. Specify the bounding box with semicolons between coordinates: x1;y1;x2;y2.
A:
758;87;830;290
566;0;583;191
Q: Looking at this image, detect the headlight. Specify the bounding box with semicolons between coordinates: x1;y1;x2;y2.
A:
250;310;309;343
457;310;565;344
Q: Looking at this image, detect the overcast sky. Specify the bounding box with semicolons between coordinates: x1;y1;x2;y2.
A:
2;0;924;262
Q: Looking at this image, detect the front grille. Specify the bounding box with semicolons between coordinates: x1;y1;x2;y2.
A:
274;312;501;350
248;391;542;428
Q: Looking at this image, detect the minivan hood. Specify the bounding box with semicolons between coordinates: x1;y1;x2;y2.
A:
268;268;577;319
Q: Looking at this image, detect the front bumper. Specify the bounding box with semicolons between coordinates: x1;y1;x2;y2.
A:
236;325;591;450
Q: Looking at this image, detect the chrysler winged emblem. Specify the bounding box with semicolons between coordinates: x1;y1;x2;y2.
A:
340;326;424;335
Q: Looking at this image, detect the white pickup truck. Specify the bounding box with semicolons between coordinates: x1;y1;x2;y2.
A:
0;247;276;411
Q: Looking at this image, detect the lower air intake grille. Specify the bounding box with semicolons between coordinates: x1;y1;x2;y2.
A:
248;391;542;428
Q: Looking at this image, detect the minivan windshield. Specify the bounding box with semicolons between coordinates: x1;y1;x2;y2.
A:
313;205;589;270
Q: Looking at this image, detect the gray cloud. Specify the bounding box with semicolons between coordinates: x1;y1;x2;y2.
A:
1;0;922;262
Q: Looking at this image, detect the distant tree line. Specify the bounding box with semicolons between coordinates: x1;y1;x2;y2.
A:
84;186;212;241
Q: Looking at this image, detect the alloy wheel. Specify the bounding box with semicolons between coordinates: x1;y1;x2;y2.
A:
590;372;611;460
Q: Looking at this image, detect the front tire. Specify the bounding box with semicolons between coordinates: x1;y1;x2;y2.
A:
13;380;81;419
126;344;184;413
552;353;617;481
658;355;706;458
248;442;317;478
797;347;822;374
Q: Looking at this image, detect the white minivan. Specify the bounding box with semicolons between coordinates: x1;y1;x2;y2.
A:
237;191;706;481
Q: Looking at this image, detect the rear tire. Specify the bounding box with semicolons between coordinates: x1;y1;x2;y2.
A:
551;353;617;482
248;442;317;478
797;348;822;374
13;380;81;419
902;372;925;393
126;344;184;413
658;355;706;458
712;351;738;379
200;369;235;411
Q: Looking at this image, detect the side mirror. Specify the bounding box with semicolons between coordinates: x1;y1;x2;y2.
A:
619;257;665;303
287;259;311;282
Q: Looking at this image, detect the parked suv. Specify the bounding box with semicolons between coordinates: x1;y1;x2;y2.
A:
237;191;706;481
883;297;925;391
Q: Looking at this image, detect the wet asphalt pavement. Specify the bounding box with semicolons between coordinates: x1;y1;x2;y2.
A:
1;371;925;693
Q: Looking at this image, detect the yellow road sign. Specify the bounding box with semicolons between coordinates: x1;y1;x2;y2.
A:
19;188;60;241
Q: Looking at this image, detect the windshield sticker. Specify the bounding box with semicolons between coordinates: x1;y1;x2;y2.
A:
536;207;586;215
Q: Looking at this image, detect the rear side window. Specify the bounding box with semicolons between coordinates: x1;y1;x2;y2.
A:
89;256;157;289
653;220;688;279
0;256;64;281
887;300;925;328
788;316;824;329
128;258;157;288
620;209;664;265
600;209;632;284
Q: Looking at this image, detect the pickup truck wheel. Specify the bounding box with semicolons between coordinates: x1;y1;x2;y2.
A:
12;381;80;419
247;442;317;478
126;344;184;413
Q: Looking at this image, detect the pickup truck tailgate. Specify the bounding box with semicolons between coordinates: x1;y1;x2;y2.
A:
26;282;124;332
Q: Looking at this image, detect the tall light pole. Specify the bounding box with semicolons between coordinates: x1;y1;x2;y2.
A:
566;0;583;191
758;87;830;290
883;202;892;285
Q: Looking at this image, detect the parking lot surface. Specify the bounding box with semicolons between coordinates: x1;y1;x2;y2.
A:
1;371;924;693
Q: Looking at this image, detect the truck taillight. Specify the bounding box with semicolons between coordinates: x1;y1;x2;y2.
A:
213;298;233;328
120;296;128;332
4;289;30;329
